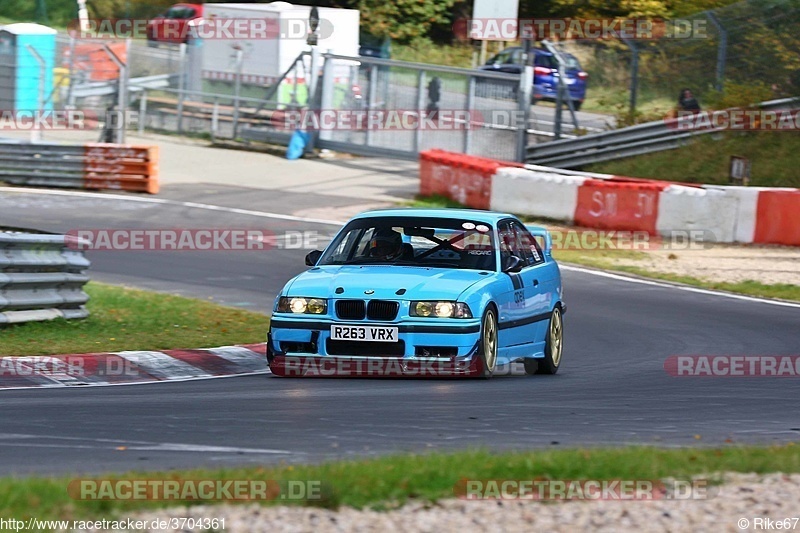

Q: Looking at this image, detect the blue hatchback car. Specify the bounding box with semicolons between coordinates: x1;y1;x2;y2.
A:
267;209;565;378
479;47;588;110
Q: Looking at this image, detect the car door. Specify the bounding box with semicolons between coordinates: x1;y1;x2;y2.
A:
510;222;552;342
496;220;536;348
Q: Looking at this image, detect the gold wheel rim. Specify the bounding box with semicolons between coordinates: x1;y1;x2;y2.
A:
550;309;563;367
483;312;497;372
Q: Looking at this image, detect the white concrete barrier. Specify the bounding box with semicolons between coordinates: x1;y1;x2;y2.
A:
490;167;587;222
656;185;740;243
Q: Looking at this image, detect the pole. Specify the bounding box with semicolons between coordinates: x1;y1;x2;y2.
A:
65;36;77;107
76;0;90;32
138;89;147;136
25;45;46;142
707;11;727;92
542;39;579;137
232;47;243;139
516;43;533;161
176;42;187;133
415;70;426;153
102;43;128;144
622;37;639;119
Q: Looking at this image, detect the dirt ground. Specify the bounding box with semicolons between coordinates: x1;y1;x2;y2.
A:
609;244;800;286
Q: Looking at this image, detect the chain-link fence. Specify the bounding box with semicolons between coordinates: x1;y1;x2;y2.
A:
555;0;800;124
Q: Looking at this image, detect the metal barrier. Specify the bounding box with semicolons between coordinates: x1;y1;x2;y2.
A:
0;231;90;324
0;141;159;194
527;97;800;168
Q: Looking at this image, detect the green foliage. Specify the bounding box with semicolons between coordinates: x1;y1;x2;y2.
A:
704;81;776;110
357;0;459;42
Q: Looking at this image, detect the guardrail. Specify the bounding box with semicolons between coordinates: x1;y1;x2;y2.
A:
0;141;159;194
71;74;175;99
527;97;800;168
0;231;91;324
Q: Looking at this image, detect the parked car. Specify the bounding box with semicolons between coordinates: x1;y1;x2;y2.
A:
267;208;566;378
146;3;203;45
478;47;588;110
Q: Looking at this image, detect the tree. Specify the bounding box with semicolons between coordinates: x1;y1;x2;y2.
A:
358;0;458;41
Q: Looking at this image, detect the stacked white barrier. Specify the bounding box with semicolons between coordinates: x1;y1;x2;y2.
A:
490;167;587;223
656;185;740;243
419;150;800;246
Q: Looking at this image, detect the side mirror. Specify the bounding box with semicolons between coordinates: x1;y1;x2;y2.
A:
502;255;524;273
305;250;322;266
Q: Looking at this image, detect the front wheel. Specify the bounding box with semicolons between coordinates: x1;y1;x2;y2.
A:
478;307;498;379
526;307;563;375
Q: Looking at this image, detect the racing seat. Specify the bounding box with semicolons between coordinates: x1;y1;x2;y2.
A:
401;243;415;261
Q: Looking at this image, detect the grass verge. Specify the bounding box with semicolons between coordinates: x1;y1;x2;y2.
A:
404;196;800;302
587;131;800;188
0;282;269;357
1;445;798;523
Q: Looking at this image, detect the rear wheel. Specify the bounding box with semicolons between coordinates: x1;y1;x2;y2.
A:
572;100;583;111
478;307;498;379
526;306;563;375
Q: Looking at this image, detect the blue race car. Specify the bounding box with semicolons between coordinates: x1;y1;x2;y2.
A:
267;209;565;378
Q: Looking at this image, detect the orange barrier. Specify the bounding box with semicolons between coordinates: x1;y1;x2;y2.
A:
754;190;800;246
419;150;522;210
62;42;127;81
83;144;160;194
574;179;667;234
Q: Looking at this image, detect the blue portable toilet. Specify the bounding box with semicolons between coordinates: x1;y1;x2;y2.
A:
0;23;57;113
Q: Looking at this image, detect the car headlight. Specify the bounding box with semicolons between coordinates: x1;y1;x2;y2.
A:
277;297;327;314
410;301;472;318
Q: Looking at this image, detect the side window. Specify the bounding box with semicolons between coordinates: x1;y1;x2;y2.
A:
497;221;515;265
534;54;557;69
514;224;544;266
494;50;511;64
510;49;522;64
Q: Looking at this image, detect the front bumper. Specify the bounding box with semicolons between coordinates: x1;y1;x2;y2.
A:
267;317;484;377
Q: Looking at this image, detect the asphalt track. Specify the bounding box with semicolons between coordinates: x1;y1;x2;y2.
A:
1;186;798;475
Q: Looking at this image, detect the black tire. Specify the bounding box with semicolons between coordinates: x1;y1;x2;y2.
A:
572;101;582;111
533;306;563;375
477;306;498;379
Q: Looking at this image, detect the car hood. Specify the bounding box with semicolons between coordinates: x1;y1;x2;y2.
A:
286;265;490;301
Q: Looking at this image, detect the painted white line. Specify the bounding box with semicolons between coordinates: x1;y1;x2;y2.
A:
561;264;800;309
2;187;796;309
0;187;344;226
125;443;292;454
0;436;293;455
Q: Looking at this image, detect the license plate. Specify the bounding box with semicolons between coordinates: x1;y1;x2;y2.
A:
330;325;398;342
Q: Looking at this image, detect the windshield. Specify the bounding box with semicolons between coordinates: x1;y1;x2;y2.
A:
318;216;496;270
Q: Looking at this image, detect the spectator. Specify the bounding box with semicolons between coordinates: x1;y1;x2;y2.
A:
678;88;701;113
